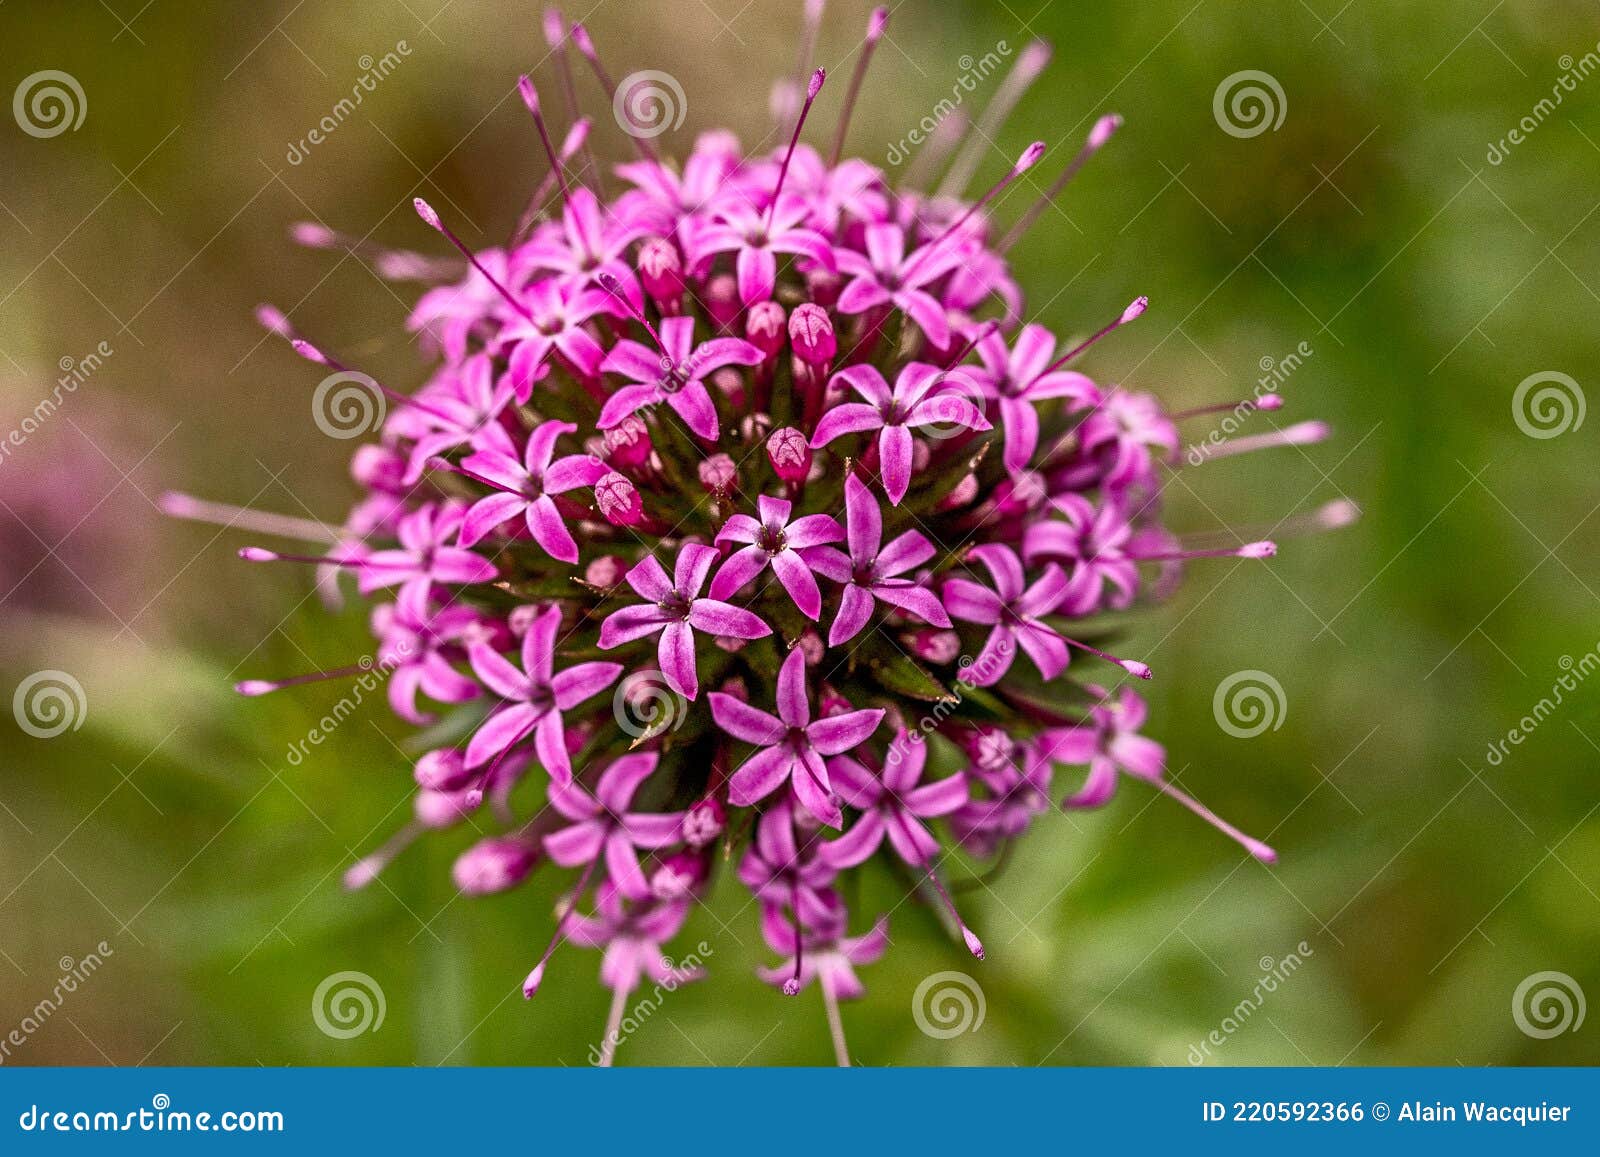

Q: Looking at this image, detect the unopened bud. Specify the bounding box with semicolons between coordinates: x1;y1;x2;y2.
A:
452;837;539;895
745;301;787;358
788;302;836;364
595;471;644;527
699;454;737;495
766;427;812;483
603;416;652;469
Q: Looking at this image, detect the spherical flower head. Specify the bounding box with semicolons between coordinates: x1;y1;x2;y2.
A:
205;5;1328;1066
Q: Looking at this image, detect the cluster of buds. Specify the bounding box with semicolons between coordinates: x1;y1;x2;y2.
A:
168;5;1345;1064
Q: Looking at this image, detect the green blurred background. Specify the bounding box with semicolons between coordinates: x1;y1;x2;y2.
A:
2;0;1597;1066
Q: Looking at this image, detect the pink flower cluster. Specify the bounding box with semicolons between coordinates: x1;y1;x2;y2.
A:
171;6;1341;1065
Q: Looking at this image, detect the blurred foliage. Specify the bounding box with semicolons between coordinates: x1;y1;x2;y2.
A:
1;0;1597;1066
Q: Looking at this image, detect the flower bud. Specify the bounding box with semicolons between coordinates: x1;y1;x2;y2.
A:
595;471;644;527
909;628;962;664
650;850;708;899
414;747;472;791
351;444;406;493
637;236;684;308
788;302;836;365
414;787;478;829
452;837;539;895
936;472;980;511
704;274;741;330
682;797;726;848
585;554;628;589
766;426;812;483
603;416;652;470
745;301;787;359
699;453;737;494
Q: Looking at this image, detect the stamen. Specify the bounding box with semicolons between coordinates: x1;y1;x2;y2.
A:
1190;421;1330;461
344;821;421;889
1000;114;1121;253
288;337;458;426
515;118;592;243
518;76;569;203
159;491;338;543
238;546;368;568
767;68;827;228
905;142;1044;280
784;873;804;996
1129;541;1276;562
288;224;450;281
791;0;826;131
570;22;659;162
1060;635;1154;680
595;271;669;357
523;855;602;997
235;663;372;697
828;7;888;166
1172;393;1283;420
920;857;985;959
902;110;967;192
1040;296;1146;375
936;40;1052;198
1153;778;1277;863
412;198;533;320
